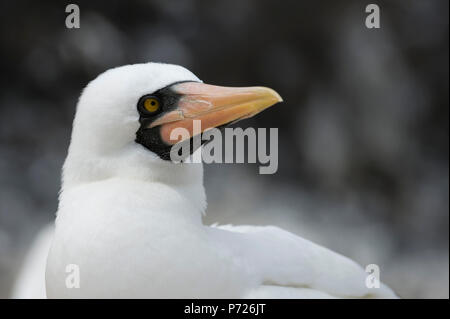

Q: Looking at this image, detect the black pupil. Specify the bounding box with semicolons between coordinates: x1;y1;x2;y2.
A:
151;101;155;106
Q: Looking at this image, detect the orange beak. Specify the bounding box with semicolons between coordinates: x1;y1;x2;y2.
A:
148;82;283;145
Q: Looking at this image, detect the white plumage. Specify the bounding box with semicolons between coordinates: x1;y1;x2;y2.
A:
18;63;397;298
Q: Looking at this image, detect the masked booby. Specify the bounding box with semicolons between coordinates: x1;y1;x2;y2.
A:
44;62;396;298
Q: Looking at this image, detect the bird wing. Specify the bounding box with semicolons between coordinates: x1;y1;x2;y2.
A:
210;224;397;298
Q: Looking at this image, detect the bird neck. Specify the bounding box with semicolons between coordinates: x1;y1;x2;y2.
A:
61;143;207;215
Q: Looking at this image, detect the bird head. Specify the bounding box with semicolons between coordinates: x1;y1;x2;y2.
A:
63;63;281;189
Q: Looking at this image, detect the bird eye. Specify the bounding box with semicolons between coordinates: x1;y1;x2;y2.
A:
138;95;161;116
143;97;160;113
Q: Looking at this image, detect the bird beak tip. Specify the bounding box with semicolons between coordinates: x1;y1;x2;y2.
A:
272;89;284;103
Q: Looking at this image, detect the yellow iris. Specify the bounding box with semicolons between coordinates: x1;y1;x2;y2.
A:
144;98;160;113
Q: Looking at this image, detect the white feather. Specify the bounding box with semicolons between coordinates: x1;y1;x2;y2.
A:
37;62;398;298
12;225;53;299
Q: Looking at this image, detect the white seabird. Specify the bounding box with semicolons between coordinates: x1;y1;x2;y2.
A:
32;62;395;298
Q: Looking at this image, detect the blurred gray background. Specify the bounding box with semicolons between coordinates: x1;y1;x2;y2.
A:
0;0;448;298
